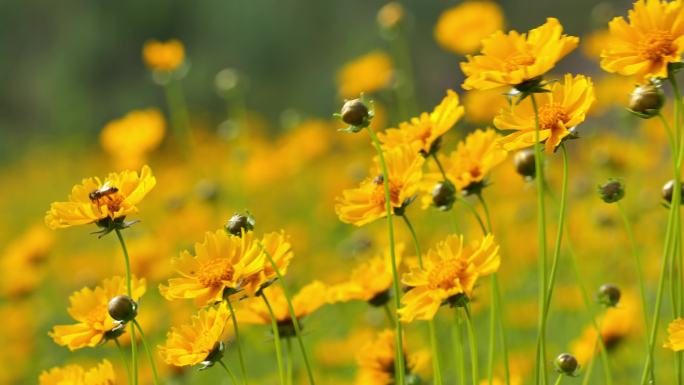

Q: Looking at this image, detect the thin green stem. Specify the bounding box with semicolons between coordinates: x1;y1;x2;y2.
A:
383;303;396;328
366;126;406;385
286;338;294;385
132;320;160;385
114;338;132;385
553;374;564;385
225;297;248;385
492;275;511;385
453;309;466;385
218;359;239;385
580;313;605;385
464;304;479;385
163;79;193;157
114;229;138;385
401;214;422;268
261;292;286;385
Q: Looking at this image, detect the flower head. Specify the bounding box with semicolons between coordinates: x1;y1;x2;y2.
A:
337;51;394;99
461;18;579;90
142;39;185;72
494;74;595;153
158;302;231;367
335;145;425;226
354;329;429;385
398;234;500;322
434;1;504;55
39;360;115;385
100;109;166;169
45;166;156;230
601;0;684;81
49;276;146;350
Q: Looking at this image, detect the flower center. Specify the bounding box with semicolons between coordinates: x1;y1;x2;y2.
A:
197;259;235;287
428;258;468;290
538;103;568;132
89;184;124;214
504;51;535;72
638;30;676;61
371;174;401;207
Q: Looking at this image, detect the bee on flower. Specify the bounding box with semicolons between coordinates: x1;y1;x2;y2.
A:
39;360;115;385
142;39;185;73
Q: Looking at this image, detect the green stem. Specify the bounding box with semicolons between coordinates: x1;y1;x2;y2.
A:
453;309;466;385
464;304;479;385
383;303;396;328
132;320;160;385
225;297;248;385
163;79;193;157
553;374;564;385
114;229;138;385
492;275;511;385
218;359;239;385
261;292;286;385
286;338;294;385
366;126;406;385
114;338;132;385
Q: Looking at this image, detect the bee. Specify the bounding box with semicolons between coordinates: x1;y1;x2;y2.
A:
89;183;119;202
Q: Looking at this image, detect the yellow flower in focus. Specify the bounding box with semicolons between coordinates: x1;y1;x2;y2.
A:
665;318;684;351
335;145;425;227
44;165;156;229
49;276;146;350
355;329;429;385
434;1;504;55
398;234;500;323
463;88;509;124
337;51;394;99
494;74;595;153
159;230;267;307
461;18;579;90
142;39;185;72
378;90;464;155
100;109;166;170
158;302;230;367
601;0;684;81
39;360;115;385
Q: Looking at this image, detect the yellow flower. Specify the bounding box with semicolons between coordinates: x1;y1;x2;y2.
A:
335;145;425;226
463;88;509;124
581;29;616;61
159;230;267;307
44;165;156;229
355;329;429;385
100;109;166;170
398;234;500;323
665;318;684;351
434;1;504;55
461;18;579;90
494;74;595;153
601;0;684;81
49;276;146;350
39;360;115;385
337;51;394;99
378;90;464;154
158;302;230;367
0;224;54;298
142;39;185;72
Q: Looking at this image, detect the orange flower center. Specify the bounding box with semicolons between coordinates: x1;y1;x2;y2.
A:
197;258;235;287
538;103;568;132
90;185;124;214
428;258;468;290
504;51;535;72
371;175;401;207
638;30;676;61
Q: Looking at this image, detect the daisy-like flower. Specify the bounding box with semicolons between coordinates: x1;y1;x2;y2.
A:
100;109;166;170
39;360;115;385
494;74;595;154
337;51;394;99
49;276;146;350
461;18;579;91
158;302;231;367
1;224;54;298
44;165;156;230
665;318;684;351
159;229;267;307
241;230;294;294
142;39;185;72
398;234;500;323
335;145;425;226
434;1;504;55
601;0;684;81
354;329;429;385
378;90;464;155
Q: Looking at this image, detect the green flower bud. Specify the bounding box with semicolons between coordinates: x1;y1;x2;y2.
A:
225;213;256;236
662;179;684;205
405;373;423;385
554;353;579;376
432;180;457;211
340;99;370;127
514;148;536;180
107;295;138;323
598;179;625;204
597;283;621;307
628;82;664;119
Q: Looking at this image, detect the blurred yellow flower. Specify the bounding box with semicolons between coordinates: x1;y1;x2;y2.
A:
142;39;185;72
398;234;500;322
378;89;464;155
49;276;146;350
335;145;425;226
434;1;504;55
461;18;578;90
0;224;54;298
45;165;156;229
377;2;404;30
100;109;166;170
463;88;509;124
581;29;616;61
494;74;595;153
39;359;115;385
665;318;684;351
158;302;230;367
355;329;429;385
601;0;684;81
337;51;394;99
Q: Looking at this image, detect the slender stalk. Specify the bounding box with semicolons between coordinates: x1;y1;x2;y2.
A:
464;304;480;385
163;79;193;157
383;303;396;328
530;93;548;385
453;309;466;385
492;275;511;385
366;126;406;385
580;313;605;385
286;338;294;385
225;297;248;385
218;359;239;385
114;338;132;385
132;320;160;385
114;229;138;385
553;374;564;385
259;246;316;385
261;292;286;385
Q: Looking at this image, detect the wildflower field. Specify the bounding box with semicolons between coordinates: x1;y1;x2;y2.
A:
6;0;684;384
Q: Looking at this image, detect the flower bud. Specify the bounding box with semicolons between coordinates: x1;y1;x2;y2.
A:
340;99;370;127
597;283;621;307
514;149;536;180
598;179;625;204
554;353;579;376
628;82;664;118
432;180;457;211
225;213;255;236
377;2;404;30
108;295;138;322
405;373;423;385
662;179;684;205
